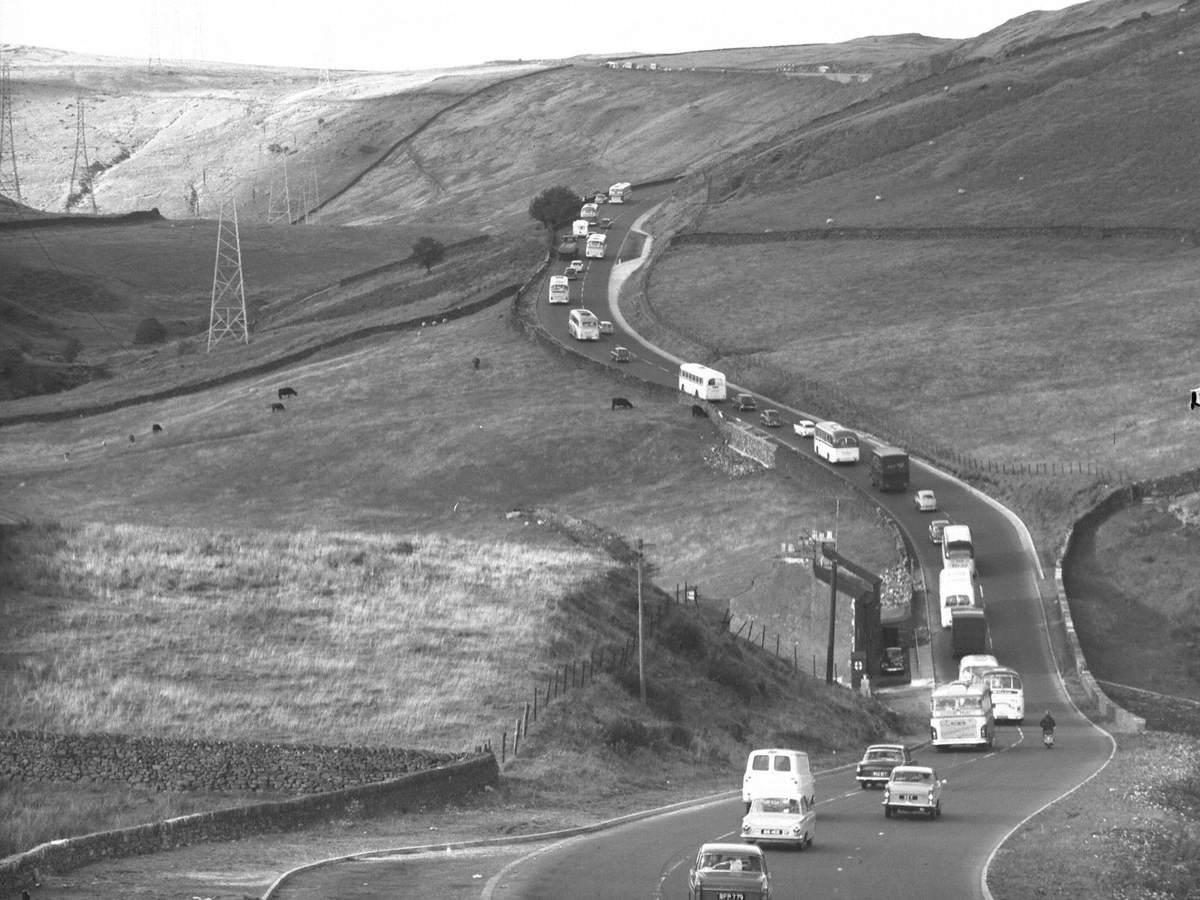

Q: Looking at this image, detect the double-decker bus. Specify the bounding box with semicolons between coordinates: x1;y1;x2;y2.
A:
548;275;570;304
678;363;727;401
608;181;632;203
813;421;860;464
585;233;607;259
930;680;994;750
982;666;1025;723
941;524;975;576
869;445;909;491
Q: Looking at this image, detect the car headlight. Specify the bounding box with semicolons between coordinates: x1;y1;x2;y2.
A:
741;823;752;834
883;789;890;802
792;825;802;835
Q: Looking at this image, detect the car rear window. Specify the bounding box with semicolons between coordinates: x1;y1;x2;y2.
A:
774;756;791;772
751;755;770;771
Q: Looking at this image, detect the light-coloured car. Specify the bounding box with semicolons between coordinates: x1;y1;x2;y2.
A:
688;842;772;900
928;518;950;543
856;743;913;788
740;796;814;849
759;409;782;428
567;259;585;275
915;489;938;511
793;419;816;437
883;765;945;819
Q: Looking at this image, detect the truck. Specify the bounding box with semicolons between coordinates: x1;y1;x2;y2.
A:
950;607;989;659
869;445;910;492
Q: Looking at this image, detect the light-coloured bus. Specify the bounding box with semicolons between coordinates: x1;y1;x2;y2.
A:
585;232;607;259
941;524;975;576
608;181;632;203
938;566;982;629
548;274;570;304
579;202;599;221
981;666;1025;723
572;219;591;237
930;680;994;750
813;421;860;464
568;308;601;341
679;363;727;401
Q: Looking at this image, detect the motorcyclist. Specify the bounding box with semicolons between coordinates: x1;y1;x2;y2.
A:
1040;710;1056;747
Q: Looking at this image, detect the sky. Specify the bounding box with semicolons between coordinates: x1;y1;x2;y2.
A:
1;0;1087;72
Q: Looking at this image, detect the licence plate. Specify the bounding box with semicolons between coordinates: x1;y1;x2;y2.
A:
716;894;745;900
761;828;783;835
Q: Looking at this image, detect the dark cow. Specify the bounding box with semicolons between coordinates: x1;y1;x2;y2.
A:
128;434;136;443
278;387;298;399
152;423;163;433
270;402;286;413
472;357;481;370
691;404;708;418
611;397;634;410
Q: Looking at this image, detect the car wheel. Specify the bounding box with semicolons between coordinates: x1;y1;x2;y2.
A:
935;803;942;818
860;782;869;790
928;806;937;819
884;805;893;818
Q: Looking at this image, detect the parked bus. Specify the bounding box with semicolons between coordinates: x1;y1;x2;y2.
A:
941;524;976;576
608;181;632;203
930;680;994;750
869;445;909;491
548;275;570;304
813;421;860;464
585;232;607;259
579;202;599;221
679;363;727;401
938;566;982;629
568;308;601;341
981;666;1025;723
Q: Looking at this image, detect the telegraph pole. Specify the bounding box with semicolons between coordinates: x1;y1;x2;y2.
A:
637;538;646;704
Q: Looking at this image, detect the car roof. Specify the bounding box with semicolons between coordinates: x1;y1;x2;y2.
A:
866;743;907;752
891;764;933;775
699;842;765;856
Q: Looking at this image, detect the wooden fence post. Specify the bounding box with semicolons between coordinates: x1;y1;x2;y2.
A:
501;730;507;764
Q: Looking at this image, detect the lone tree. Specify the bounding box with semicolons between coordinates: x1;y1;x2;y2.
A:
412;236;446;273
529;186;582;247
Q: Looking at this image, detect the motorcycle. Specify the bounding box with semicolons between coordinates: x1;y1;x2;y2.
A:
1043;729;1054;749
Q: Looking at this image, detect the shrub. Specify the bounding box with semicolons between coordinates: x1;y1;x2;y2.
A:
133;317;167;346
706;653;757;701
656;614;706;656
603;717;651;753
666;724;693;749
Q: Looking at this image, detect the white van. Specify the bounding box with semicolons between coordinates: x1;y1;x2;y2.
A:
938;566;980;629
572;219;590;237
742;748;814;813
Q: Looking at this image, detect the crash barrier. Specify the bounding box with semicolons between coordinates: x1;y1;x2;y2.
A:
0;753;498;898
0;283;520;427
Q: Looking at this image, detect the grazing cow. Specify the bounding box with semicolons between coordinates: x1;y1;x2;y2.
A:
128;434;136;444
270;402;286;413
278;387;298;399
691;404;708;418
472;357;481;370
611;397;634;410
152;423;163;433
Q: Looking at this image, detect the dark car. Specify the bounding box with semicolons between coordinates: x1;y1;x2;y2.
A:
688;843;772;900
759;409;782;428
881;646;907;676
610;346;631;362
856;743;913;789
599;217;614;229
734;393;757;412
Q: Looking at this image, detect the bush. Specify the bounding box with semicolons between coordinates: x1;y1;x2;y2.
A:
705;653;757;701
666;724;693;749
657;614;707;656
603;717;652;753
132;317;167;346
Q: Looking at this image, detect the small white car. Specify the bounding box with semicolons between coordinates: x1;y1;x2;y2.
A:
740;796;814;849
915;489;938;512
928;518;950;543
567;260;585;275
793;420;816;437
883;765;945;819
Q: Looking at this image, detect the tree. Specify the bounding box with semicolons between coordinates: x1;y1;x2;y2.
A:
529;186;582;246
412;236;446;274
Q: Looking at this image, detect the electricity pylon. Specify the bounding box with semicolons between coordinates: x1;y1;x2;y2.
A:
265;152;291;224
0;62;21;201
207;199;249;350
67;93;98;213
